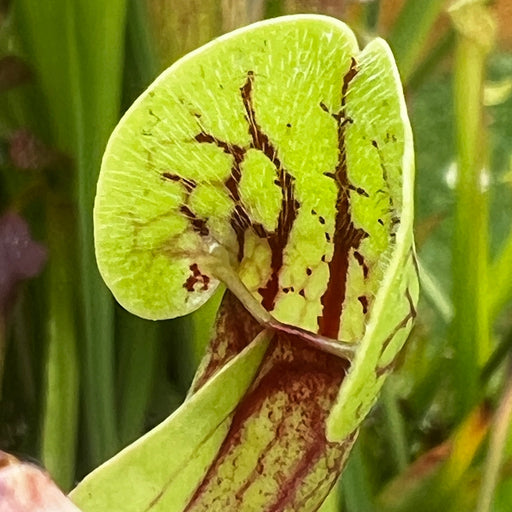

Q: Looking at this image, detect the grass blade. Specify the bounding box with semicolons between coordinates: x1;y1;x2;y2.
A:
41;202;79;491
387;0;446;82
71;0;128;466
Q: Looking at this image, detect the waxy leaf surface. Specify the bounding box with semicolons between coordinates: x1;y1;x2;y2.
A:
72;292;354;512
95;15;414;347
88;14;418;512
71;332;271;511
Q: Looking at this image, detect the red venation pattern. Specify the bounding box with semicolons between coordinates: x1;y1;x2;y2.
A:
317;58;369;339
184;333;352;512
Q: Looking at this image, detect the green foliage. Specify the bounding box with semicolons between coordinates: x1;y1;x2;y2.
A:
1;1;512;511
87;15;417;510
71;332;270;511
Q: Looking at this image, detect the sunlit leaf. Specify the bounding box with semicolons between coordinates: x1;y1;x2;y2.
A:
89;14;417;511
95;14;416;353
71;331;271;511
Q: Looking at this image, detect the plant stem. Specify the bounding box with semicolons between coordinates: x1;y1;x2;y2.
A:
382;382;409;472
264;0;284;18
125;0;159;94
147;0;222;69
41;201;79;491
221;0;264;32
115;0;162;451
13;0;126;469
481;328;512;385
418;259;454;324
449;0;494;420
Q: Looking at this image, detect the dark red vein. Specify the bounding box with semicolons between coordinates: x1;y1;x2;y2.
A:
240;71;300;311
193;131;253;260
318;58;369;339
183;334;349;512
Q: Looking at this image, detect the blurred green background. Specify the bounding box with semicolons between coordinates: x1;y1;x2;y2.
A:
1;0;512;511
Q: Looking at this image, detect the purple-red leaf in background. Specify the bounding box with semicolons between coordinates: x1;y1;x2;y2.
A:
0;212;47;314
8;130;54;171
0;56;32;92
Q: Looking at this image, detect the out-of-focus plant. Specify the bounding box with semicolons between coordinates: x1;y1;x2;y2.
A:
0;211;46;393
0;0;512;511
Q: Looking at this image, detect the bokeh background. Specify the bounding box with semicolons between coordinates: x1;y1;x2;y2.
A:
1;1;512;510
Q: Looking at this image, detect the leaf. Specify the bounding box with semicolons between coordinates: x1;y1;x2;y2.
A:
73;292;357;512
90;13;417;511
95;15;415;348
70;330;271;512
324;36;418;440
181;290;356;511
